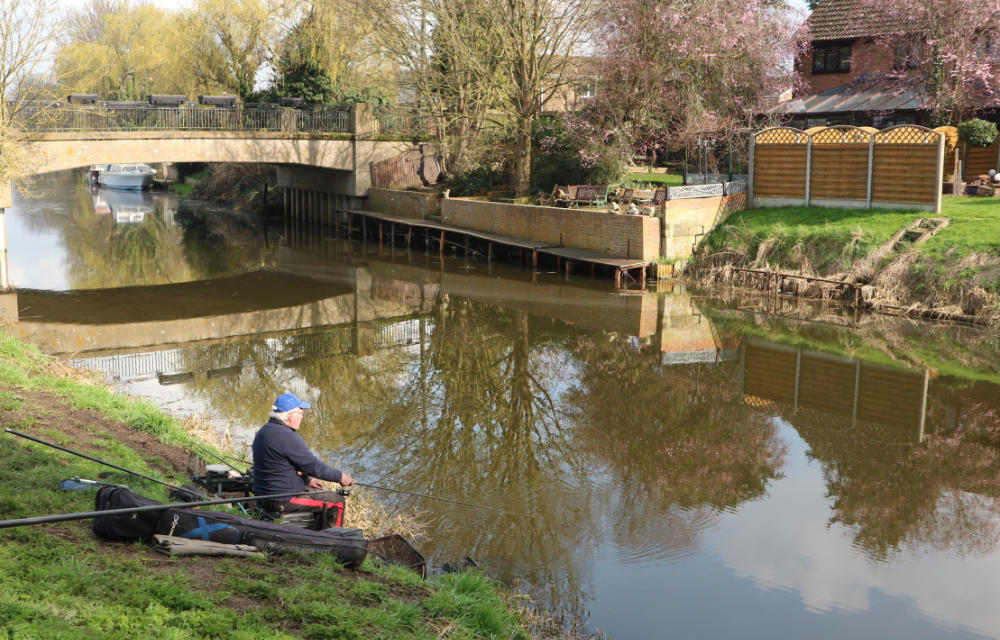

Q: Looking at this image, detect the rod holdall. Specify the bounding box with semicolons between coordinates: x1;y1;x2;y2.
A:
92;486;164;542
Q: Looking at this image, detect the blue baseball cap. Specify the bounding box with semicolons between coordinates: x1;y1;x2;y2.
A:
273;393;311;412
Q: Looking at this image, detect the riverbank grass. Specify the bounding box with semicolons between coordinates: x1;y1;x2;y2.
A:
0;332;544;640
701;197;1000;311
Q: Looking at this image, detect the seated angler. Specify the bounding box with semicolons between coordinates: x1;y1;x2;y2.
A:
252;393;354;529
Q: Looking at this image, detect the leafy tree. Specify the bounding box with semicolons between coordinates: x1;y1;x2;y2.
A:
0;0;60;198
590;0;803;161
184;0;289;101
55;1;189;99
274;0;397;106
362;0;595;194
857;0;1000;125
274;62;333;104
489;0;598;196
531;113;630;191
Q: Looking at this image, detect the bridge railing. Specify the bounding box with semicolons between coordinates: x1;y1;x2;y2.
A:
17;105;353;134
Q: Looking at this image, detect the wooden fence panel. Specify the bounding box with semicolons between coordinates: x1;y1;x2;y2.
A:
810;145;870;201
871;145;939;204
964;143;999;178
753;145;808;198
372;148;426;190
752;125;942;212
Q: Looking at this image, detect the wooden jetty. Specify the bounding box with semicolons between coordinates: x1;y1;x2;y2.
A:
330;209;650;287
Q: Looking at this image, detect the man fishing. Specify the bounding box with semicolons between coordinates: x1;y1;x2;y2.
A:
252;392;354;529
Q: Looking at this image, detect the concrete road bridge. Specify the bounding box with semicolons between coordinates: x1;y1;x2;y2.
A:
0;102;431;292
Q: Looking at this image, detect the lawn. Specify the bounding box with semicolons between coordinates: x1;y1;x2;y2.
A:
625;172;684;187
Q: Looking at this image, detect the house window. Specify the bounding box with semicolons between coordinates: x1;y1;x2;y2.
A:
895;39;922;69
812;43;852;74
577;81;596;99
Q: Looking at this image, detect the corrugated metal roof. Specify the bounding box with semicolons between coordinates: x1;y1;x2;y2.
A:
772;76;926;115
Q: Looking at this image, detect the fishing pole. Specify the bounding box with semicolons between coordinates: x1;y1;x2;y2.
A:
4;428;189;494
0;489;316;531
354;482;517;517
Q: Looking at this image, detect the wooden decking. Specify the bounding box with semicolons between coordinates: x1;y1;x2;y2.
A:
341;209;649;287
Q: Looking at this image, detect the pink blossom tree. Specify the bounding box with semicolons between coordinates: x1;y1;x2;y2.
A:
857;0;1000;125
589;0;806;163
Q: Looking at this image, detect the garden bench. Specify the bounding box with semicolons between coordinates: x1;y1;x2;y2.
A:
554;185;578;207
631;188;655;204
566;185;609;207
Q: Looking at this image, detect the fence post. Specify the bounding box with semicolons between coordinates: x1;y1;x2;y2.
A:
866;134;874;209
804;133;812;206
934;130;944;214
747;134;755;209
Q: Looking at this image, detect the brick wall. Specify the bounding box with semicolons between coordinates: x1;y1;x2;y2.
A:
367;189;441;219
797;39;891;96
440;199;660;260
661;193;746;259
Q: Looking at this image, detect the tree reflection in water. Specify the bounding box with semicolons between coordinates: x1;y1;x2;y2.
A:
794;382;1000;560
344;299;596;622
567;333;787;561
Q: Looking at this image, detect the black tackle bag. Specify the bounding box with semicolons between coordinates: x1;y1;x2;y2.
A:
156;507;242;545
92;486;164;542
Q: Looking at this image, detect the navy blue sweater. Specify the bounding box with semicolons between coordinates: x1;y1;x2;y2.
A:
251;418;343;500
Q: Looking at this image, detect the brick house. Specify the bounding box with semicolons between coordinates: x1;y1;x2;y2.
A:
773;0;928;128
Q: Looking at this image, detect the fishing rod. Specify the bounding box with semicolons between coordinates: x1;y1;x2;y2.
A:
0;489;316;531
4;428;189;494
354;482;517;517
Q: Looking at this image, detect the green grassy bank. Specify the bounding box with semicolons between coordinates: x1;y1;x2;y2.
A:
0;332;558;640
695;197;1000;318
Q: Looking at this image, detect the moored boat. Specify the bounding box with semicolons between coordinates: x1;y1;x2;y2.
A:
98;163;157;190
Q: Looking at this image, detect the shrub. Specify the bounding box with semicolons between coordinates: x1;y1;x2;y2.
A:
531;114;630;191
957;119;998;148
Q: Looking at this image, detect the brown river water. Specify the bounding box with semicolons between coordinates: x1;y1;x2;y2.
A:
6;171;1000;639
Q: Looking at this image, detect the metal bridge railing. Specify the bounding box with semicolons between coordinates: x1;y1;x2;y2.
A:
18;105;353;134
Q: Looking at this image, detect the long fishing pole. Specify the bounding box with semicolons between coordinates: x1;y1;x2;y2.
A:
354;482;517;517
4;428;188;494
0;489;315;531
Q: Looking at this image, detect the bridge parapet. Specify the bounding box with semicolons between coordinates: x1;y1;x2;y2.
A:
16;102;427;139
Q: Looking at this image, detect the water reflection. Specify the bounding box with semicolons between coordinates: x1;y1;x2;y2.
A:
6;171;272;291
8;177;1000;638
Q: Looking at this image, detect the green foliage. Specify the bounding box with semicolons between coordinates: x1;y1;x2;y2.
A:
957;119;998;148
445;166;510;197
275;62;333;104
332;85;392;107
531;115;630;191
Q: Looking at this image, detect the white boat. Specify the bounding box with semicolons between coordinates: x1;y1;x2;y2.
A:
102;188;155;224
97;164;157;190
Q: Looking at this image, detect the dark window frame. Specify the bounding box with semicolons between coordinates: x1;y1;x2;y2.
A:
812;41;852;74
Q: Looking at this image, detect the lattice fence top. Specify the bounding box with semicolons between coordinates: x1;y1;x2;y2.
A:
755;127;809;144
873;125;942;145
754;125;943;146
811;125;873;145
